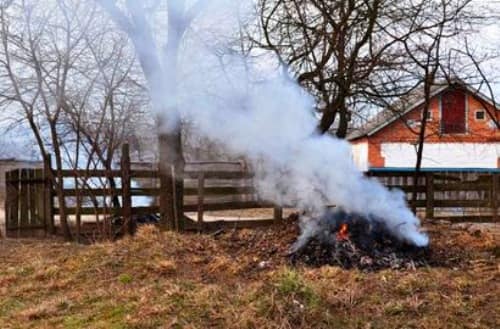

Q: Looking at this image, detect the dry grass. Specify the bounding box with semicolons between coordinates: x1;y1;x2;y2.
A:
0;222;498;329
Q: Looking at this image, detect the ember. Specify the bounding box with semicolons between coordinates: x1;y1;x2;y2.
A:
336;223;349;241
290;209;430;271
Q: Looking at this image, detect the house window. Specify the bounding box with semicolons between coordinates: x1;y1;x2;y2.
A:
424;111;433;121
475;110;485;120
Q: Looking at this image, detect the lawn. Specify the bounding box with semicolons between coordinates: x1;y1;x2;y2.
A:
0;221;498;329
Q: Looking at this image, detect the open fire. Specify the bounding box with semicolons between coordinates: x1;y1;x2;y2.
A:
290;209;430;270
336;223;349;241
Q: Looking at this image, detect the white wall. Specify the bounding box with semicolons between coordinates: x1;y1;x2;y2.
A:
381;143;500;168
351;142;369;171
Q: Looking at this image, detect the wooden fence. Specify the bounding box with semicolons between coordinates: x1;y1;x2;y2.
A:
4;145;500;238
4;145;283;238
5;167;51;237
368;169;500;222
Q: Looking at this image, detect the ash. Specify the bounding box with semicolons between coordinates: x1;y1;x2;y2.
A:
289;209;430;270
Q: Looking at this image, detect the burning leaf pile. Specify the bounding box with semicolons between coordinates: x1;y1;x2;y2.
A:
289;209;431;270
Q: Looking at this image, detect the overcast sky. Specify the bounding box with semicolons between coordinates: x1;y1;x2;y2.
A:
1;0;500;160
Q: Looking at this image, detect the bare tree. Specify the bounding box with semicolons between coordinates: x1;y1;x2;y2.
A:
0;0;149;239
0;0;98;239
253;0;481;138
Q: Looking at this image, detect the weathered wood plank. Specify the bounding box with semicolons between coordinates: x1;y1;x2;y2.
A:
132;206;160;216
44;155;55;234
426;173;434;219
492;173;498;222
433;183;491;191
60;169;122;177
273;207;283;222
184;186;255;196
368;171;425;177
34;169;45;227
28;169;37;226
183;218;277;231
386;185;426;193
184;201;275;212
62;187;164;197
5;170;19;229
184;171;254;179
19;169;29;228
407;200;427;208
433;200;491;207
197;172;205;227
430;174;462;182
5;178;46;184
54;206;160;216
130;170;159;178
432;215;499;223
121;144;133;235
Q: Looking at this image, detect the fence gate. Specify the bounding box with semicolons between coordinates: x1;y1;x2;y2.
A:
4;168;53;237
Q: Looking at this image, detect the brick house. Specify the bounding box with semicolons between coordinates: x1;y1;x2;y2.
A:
348;81;500;171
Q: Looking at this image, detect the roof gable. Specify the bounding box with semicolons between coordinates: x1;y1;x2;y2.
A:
348;80;499;140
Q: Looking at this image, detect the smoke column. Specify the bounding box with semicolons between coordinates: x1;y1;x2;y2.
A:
133;1;429;247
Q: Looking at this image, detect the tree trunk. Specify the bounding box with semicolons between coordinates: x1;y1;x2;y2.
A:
50;123;72;241
158;128;185;230
318;109;336;134
336;106;349;138
411;84;432;214
317;97;349;137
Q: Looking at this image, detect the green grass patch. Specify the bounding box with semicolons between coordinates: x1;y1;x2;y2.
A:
0;298;25;318
118;273;133;284
275;268;320;308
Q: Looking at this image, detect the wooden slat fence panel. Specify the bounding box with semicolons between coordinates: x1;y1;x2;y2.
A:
369;169;499;222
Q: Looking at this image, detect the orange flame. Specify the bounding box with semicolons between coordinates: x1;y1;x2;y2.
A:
336;223;349;241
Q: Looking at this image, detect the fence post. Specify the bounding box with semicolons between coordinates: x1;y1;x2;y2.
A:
74;174;81;243
27;169;35;227
158;170;168;230
11;170;20;234
158;165;179;231
425;172;434;220
273;206;283;222
121;144;134;235
4;171;12;231
197;172;205;230
43;154;55;234
34;169;45;228
492;173;498;222
170;165;180;231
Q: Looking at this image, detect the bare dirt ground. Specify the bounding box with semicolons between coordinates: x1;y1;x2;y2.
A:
0;219;498;329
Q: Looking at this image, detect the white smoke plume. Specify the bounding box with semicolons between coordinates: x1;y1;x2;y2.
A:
122;0;429;247
182;71;429;247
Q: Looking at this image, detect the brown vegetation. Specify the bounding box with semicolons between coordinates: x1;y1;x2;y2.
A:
0;221;498;328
